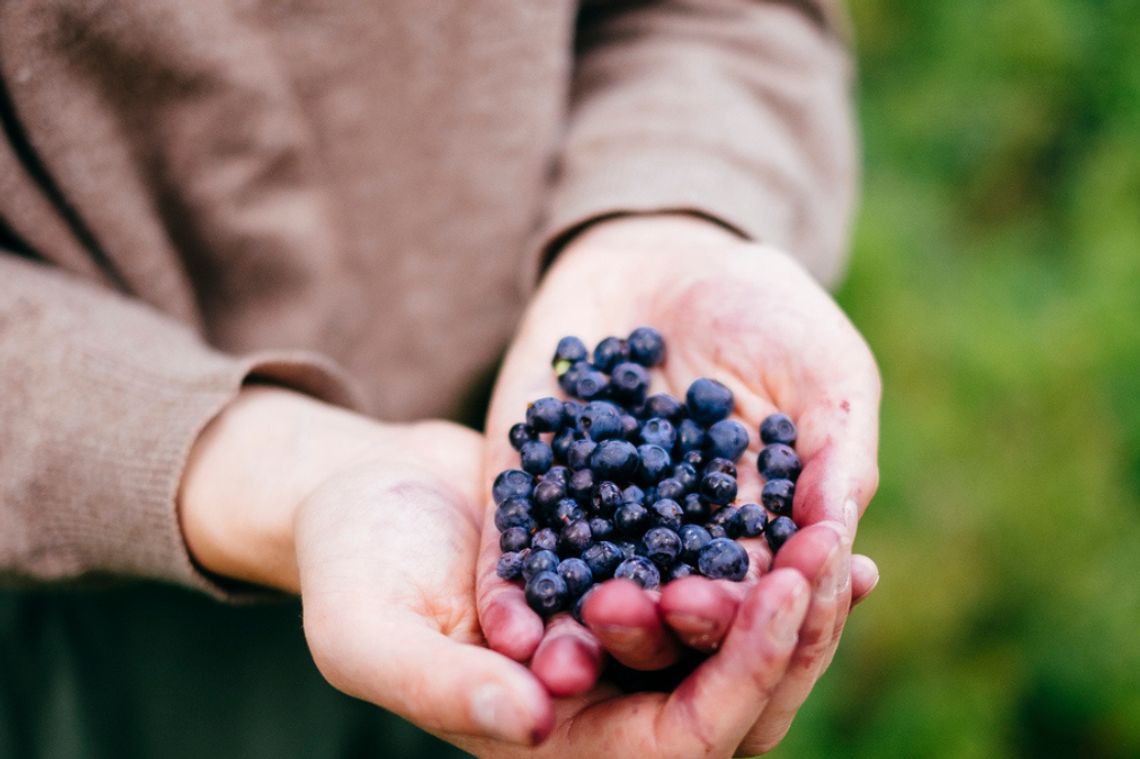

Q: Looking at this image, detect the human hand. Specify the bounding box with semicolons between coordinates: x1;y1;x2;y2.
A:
476;215;881;754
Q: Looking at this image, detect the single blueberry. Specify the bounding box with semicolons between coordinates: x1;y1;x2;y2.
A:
532;528;559;552
704;457;737;477
569;467;595;504
655;477;685;502
520;440;554;475
639;417;677;450
593;336;630;373
567;438;598;470
757;444;802;482
760;413;798;447
525;570;569;616
709;504;739;530
508;423;536;451
706;419;750;462
553;498;586;526
553;336;589;371
676;418;707;453
627;326;666;367
500;526;531;553
700;471;738;505
551;427;579;464
621;483;646;505
578;401;625;441
590;439;641;480
494;497;535;532
557;557;594;598
532;478;567;511
583;541;625;580
705;523;728;539
575;370;611;401
761;478;795;517
617;541;639;559
526;397;565;432
589;517;615;541
614;501;649;534
610;362;650;404
559;360;591;396
572;586;596;624
682;449;705;468
544;465;571;486
522;549;561;582
697;538;749;581
562;399;585;426
496;552;524;580
686;378;734;425
637;444;673;484
560;519;593;554
682;492;710;523
650;498;684;531
766;516;798;552
643;393;685;423
492;469;534;505
679;524;713;563
730;503;768;538
668;562;696;581
672;462;700;493
591;480;624;517
614;556;661;590
620;414;640;441
642;526;682;567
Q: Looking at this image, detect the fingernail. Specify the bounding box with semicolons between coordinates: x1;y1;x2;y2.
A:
663;612;718;635
470;683;528;744
596;624;643;648
770;584;807;645
843;498;859;535
817;546;850;601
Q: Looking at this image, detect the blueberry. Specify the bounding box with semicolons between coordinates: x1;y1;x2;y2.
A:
676;418;707;453
533;478;566;511
614;501;649;534
544;465;571;486
578;401;625;440
617;541;639;559
639;417;677;450
525;570;569;615
650;498;684;531
620;413;641;440
500;526;531;553
759;413;797;447
679;524;713;563
551;427;579;464
621;484;646;505
575;370;611;401
637;444;673;484
562;399;585;425
757;444;802;482
705;523;728;539
655;477;685;502
682;492;710;523
627;326;666;367
553;336;589;372
709;504;738;530
686;378;734;425
697;538;749;581
668;562;696;581
560;519;593;554
567;438;598;470
532;528;559;552
591;480;624;517
583;541;625;579
495;497;535;532
492;469;534;505
496;552;525;580
526;397;565;432
700;471;738;505
593;336;630;373
761;479;795;517
589;517;615;541
572;586;596;624
520;440;554;475
671;462;700;493
610;362;650;404
704;457;737;478
729;503;768;538
553;498;586;526
508;423;536;451
557;557;594;598
643;393;685;423
706;419;750;462
590;439;640;480
642;526;682;567
569;467;595;503
682;449;705;468
614;556;661;590
766;516;798;552
522;549;561;582
559;360;592;396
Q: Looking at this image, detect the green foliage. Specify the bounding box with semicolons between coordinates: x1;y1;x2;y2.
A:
769;2;1140;756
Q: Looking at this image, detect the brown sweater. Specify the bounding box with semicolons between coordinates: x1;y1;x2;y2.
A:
0;0;856;594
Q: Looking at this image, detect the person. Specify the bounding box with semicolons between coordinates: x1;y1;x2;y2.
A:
0;1;881;756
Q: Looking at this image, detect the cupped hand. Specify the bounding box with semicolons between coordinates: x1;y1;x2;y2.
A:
476;215;881;754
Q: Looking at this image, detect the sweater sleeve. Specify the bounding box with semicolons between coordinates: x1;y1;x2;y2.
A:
536;0;858;287
0;253;360;597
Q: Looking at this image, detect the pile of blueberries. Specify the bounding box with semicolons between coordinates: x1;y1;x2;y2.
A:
494;327;803;619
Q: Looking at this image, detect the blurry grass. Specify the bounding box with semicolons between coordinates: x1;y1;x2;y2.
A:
768;1;1140;756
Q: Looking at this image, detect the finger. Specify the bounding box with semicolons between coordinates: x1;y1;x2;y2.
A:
582;579;683;671
658;576;740;651
476;515;545;661
851;553;879;607
304;607;554;747
529;613;604;697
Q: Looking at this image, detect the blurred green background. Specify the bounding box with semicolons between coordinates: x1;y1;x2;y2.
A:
771;1;1140;757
